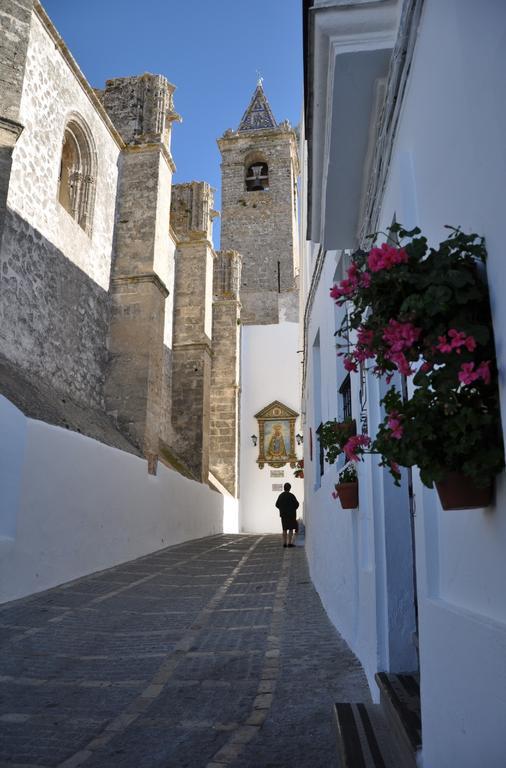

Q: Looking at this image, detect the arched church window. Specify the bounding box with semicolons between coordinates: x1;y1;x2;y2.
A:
245;162;269;192
58;116;97;235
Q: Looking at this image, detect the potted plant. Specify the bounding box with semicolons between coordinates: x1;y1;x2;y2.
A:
318;419;357;464
294;458;304;478
333;464;359;509
329;224;504;509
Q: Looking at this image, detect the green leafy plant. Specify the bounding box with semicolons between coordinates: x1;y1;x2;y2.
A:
337;464;357;484
318;419;357;464
328;225;504;489
293;458;304;478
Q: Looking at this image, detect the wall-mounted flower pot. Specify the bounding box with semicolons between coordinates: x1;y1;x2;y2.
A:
435;472;493;510
335;482;359;509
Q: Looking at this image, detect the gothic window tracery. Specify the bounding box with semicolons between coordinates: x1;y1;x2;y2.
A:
58;116;97;235
245;162;269;192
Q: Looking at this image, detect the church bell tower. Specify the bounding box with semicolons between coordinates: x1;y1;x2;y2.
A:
217;82;303;533
218;81;299;325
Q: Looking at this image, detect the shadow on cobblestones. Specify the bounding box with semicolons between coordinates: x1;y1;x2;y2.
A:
0;535;369;768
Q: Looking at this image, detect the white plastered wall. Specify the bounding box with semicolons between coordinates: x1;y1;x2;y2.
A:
374;1;506;764
0;396;224;604
239;322;304;533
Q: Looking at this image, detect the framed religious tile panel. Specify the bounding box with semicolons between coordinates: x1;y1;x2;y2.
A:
254;400;299;469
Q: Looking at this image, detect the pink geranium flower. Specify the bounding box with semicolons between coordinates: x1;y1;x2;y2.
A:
386;351;413;376
343;434;371;462
360;271;372;288
386;411;403;439
458;360;491;386
367;243;408;273
343;356;358;373
436;329;477;355
383;319;421;353
330;262;371;302
357;327;374;348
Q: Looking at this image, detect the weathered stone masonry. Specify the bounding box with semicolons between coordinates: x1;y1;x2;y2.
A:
102;74;179;456
170;182;216;482
210;250;242;495
1;2;122;421
218;84;299;326
0;1;248;491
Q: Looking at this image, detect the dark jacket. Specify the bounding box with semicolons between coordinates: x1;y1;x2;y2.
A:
275;491;299;516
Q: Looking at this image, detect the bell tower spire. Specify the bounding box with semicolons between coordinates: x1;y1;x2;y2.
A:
237;81;277;132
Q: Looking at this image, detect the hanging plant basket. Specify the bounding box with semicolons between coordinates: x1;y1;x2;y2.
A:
435;472;493;510
335;481;359;509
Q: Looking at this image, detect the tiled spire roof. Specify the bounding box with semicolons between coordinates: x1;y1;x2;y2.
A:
238;82;277;132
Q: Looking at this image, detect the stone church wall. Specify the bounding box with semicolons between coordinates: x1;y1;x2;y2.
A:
1;8;121;410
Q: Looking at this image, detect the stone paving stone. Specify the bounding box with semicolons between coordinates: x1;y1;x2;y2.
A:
84;724;228;768
0;535;369;768
0;720;99;766
152;679;258;723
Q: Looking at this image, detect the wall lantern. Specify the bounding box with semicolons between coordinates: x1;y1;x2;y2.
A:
251;434;258;447
296;433;304;445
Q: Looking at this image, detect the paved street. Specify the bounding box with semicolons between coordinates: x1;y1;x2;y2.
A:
0;535;369;768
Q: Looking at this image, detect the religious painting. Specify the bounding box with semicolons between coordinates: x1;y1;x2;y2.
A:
254;400;298;469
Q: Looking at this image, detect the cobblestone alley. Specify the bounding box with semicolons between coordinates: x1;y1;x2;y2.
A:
0;535;369;768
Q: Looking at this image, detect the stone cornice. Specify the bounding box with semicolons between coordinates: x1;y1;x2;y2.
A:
122;142;176;173
172;340;212;356
218;125;298;148
110;272;169;298
176;235;216;251
212;297;241;305
0;117;24;148
34;2;125;150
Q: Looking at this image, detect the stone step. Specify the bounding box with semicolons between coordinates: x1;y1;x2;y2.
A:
375;672;422;768
333;702;406;768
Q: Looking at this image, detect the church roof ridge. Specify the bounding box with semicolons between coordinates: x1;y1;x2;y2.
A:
237;82;278;132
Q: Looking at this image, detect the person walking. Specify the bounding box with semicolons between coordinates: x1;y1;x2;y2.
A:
275;482;300;548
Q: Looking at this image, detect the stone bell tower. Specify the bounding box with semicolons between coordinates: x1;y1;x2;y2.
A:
218;81;299;325
217;82;303;533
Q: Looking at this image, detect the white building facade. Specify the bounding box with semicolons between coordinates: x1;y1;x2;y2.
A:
301;1;506;765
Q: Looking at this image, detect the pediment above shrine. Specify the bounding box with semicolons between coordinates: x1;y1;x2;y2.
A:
254;400;299;420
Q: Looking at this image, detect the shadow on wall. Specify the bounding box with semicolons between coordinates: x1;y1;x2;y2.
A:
0;207;111;413
0;207;139;451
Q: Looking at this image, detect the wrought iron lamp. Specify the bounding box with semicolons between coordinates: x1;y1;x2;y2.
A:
296;433;304;445
251;435;258;447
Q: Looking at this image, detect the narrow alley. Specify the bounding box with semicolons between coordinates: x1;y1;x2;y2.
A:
0;536;369;768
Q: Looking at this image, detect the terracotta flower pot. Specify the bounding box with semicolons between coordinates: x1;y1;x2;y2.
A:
335;482;359;509
435;472;493;510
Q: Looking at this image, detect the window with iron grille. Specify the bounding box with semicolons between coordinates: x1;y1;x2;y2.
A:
315;423;325;478
339;375;352;421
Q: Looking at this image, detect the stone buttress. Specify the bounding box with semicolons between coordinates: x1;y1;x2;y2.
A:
102;74;179;460
209;250;242;495
0;0;33;247
170;182;217;482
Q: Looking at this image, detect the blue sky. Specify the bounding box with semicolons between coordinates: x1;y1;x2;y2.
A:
43;0;302;246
